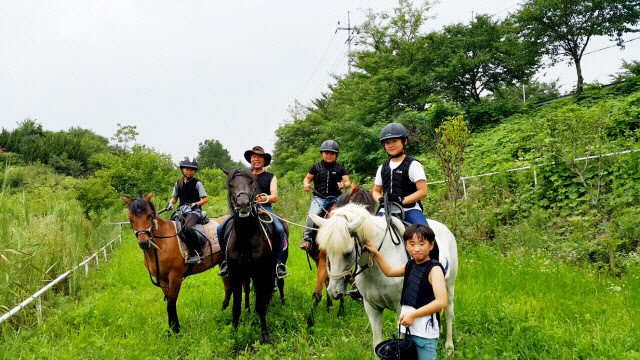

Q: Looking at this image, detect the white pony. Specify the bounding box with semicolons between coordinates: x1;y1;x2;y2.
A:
310;203;458;351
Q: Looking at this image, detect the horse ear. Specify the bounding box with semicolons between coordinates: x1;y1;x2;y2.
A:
222;169;230;175
346;216;366;234
309;214;327;227
121;195;132;205
144;192;153;202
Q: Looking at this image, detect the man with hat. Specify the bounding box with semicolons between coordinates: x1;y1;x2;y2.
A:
218;146;289;278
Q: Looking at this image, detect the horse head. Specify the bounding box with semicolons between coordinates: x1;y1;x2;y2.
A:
121;192;158;250
224;168;259;217
310;204;370;300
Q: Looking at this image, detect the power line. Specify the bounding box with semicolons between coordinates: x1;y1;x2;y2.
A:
296;32;338;100
306;43;349;103
583;36;640;56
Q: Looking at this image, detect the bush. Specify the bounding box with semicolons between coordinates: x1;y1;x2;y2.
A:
2;167;27;190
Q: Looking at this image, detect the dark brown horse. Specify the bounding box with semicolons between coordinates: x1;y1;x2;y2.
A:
121;192;248;333
223;168;287;344
306;185;376;327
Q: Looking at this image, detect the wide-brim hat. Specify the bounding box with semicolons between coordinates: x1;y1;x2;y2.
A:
244;146;272;166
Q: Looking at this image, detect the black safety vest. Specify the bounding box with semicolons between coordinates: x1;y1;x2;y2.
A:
313;161;344;197
176;177;202;206
400;259;444;325
256;172;274;195
381;155;420;209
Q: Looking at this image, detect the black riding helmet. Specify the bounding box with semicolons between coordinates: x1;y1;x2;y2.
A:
320;140;339;154
379;123;408;143
179;156;198;170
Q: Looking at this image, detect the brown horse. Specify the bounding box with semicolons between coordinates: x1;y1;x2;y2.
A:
121;192;248;333
306;185;376;327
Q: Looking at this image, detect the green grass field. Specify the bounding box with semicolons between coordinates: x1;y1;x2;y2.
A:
1;228;639;359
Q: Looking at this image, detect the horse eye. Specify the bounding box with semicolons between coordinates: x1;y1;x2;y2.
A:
345;251;353;258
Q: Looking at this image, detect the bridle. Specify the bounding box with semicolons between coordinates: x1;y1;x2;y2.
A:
130;210;178;289
228;172;258;216
325;215;379;281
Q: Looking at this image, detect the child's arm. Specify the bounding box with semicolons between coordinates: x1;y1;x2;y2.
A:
401;180;427;205
338;175;351;190
363;243;405;277
398;266;447;327
303;174;314;192
372;185;383;203
195;196;208;206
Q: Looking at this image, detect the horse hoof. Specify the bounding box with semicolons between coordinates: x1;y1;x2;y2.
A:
262;332;271;345
280;298;285;306
307;316;314;328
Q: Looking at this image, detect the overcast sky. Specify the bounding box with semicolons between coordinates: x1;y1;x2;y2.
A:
2;1;639;164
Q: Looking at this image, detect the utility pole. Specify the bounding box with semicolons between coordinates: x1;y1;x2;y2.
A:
336;11;354;74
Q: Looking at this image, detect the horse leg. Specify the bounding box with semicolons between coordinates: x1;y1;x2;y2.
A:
363;300;384;349
243;279;250;312
253;272;274;344
444;282;455;353
221;275;231;310
231;275;244;330
338;298;345;317
277;278;285;306
167;273;183;334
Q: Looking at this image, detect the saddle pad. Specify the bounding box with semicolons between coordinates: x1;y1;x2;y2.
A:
173;219;222;262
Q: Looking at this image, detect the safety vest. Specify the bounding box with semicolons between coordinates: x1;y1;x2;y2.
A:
381;156;420;209
176;177;202;206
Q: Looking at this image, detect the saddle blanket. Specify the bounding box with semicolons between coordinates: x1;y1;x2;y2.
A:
172;219;221;262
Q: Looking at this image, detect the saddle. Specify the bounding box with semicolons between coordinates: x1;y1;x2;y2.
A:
172;219;221;263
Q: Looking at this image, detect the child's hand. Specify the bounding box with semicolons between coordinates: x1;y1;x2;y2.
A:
363;242;378;255
304;183;311;192
399;312;415;327
337;181;344;190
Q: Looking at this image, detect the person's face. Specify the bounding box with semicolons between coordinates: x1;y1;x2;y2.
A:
321;151;337;163
181;167;196;178
384;138;405;156
405;235;433;263
251;154;265;169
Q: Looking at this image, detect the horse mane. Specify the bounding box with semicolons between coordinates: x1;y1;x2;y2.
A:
128;197;156;216
316;203;380;254
226;168;260;210
337;185;376;214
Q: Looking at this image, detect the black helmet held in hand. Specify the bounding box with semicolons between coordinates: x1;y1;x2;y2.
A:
320;140;339;154
379;123;408;143
179;156;199;170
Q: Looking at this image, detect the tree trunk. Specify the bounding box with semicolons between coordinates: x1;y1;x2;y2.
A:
574;57;584;94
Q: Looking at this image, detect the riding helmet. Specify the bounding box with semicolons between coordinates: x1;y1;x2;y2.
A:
179;156;199;170
379;123;408;143
320;140;339;154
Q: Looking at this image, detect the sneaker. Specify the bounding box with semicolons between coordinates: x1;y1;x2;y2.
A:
276;263;289;279
218;260;228;276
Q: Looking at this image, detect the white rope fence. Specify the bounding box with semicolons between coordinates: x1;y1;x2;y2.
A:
427;148;640;199
0;230;124;325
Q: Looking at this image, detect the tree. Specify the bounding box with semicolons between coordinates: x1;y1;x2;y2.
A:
434;115;470;234
428;15;542;103
516;0;640;94
110;123;138;152
197;139;243;170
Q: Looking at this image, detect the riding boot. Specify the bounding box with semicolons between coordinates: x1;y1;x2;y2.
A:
185;230;203;264
299;236;313;251
346;283;363;301
218;260;228;276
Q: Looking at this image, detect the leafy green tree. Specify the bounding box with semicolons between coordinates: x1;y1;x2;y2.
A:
516;0;640;94
611;59;640;82
428;15;541;103
434;115;470;234
110;123;138;152
197;139;243;170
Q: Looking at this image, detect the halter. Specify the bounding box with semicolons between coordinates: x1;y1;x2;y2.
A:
229;171;258;216
324;215;377;280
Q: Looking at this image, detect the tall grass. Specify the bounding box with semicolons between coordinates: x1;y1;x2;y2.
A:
0;164;121;325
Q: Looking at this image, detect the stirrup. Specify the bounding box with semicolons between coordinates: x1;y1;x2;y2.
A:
276;263;289;279
218;260;228;276
186;252;202;264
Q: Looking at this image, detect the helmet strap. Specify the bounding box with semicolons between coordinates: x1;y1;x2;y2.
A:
388;152;405;159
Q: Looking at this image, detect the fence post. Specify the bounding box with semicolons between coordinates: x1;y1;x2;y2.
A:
462;178;467;199
84;262;89;277
103;248;108;261
36;297;42;325
68;276;72;294
533;168;538;186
